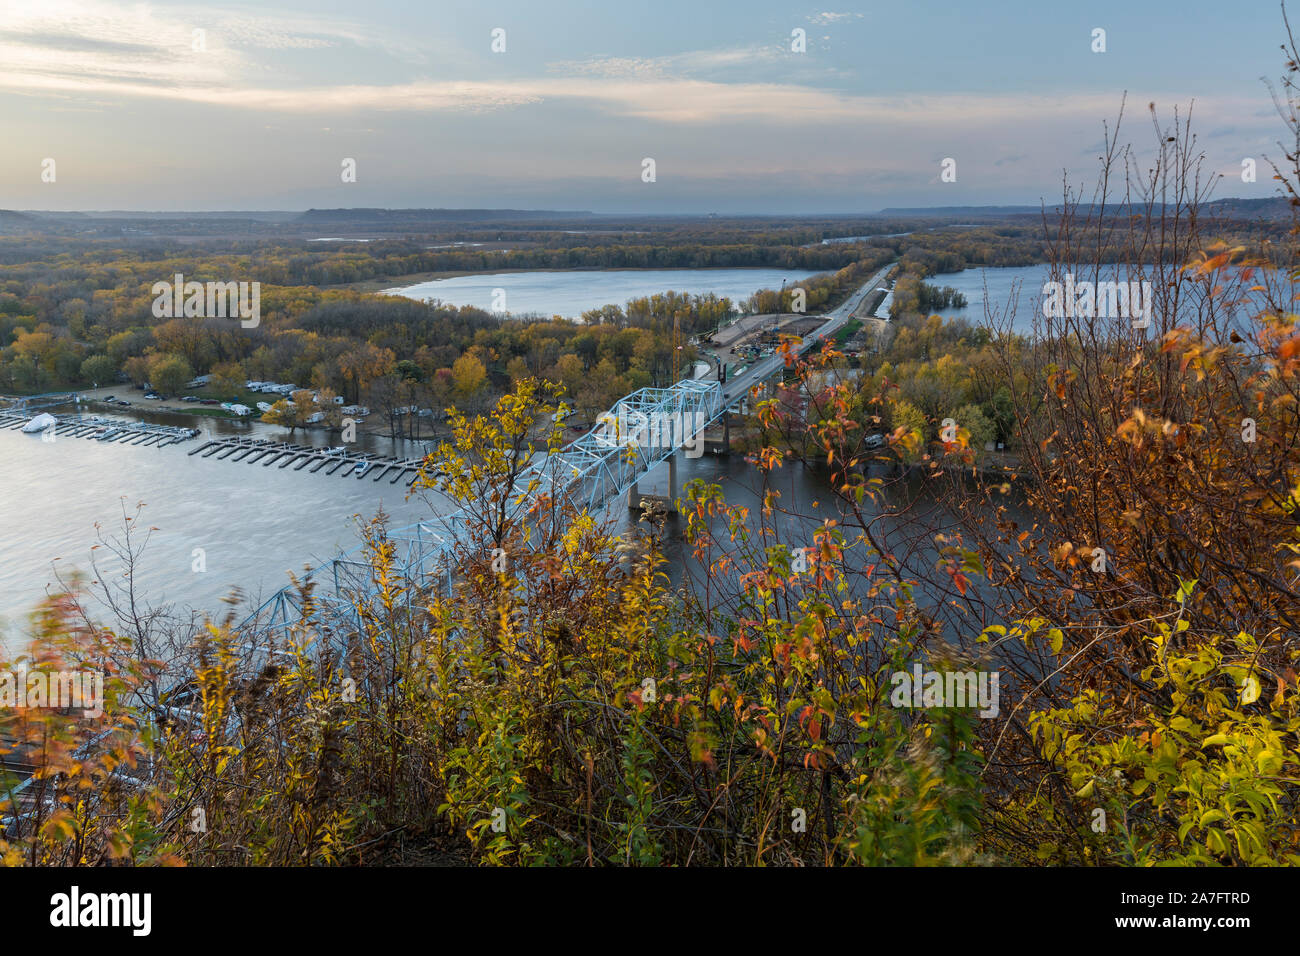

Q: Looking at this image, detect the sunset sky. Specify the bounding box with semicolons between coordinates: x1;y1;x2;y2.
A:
0;0;1287;212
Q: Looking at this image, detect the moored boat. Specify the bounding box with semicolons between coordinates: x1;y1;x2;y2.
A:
21;412;57;434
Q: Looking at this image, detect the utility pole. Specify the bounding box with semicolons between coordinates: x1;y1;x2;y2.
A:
672;313;682;383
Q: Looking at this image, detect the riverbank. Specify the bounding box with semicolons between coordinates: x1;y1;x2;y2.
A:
68;385;444;440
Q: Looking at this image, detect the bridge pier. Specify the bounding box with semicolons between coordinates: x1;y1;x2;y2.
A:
630;449;679;514
703;409;731;455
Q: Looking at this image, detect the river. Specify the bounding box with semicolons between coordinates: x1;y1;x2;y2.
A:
925;264;1051;331
923;263;1266;332
0;405;446;650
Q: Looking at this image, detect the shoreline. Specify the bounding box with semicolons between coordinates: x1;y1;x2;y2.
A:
26;386;418;440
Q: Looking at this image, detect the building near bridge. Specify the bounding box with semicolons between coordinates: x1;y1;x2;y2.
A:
873;289;894;319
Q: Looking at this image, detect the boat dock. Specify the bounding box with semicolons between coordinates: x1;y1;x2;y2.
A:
0;406;427;483
186;436;430;485
0;412;199;446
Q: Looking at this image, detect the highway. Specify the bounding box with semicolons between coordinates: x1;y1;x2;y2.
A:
719;262;894;405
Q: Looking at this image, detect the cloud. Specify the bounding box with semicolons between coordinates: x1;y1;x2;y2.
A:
0;0;1278;146
0;0;391;96
547;56;669;80
808;12;863;25
215;16;344;50
547;46;783;82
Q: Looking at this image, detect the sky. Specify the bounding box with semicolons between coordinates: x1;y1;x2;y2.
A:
0;0;1291;213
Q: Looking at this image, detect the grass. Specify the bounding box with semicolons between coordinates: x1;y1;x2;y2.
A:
831;318;863;345
175;406;249;419
185;385;275;406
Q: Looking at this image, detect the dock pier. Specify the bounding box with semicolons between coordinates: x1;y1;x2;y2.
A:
185;436;428;485
0;412;199;446
0;407;428;485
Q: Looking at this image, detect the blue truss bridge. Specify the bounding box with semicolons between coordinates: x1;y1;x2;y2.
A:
239;265;892;641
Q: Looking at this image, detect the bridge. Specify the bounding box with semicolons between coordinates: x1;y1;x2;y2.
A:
239;264;892;641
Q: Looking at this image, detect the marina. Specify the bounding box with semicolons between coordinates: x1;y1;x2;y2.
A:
0;411;199;447
186;435;431;485
0;401;430;483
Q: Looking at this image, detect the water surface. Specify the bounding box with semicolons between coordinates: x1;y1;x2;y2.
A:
386;268;820;318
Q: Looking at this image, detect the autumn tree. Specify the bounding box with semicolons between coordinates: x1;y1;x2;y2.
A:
338;342;395;404
262;388;317;432
200;362;240;399
147;353;192;396
451;352;487;401
79;353;117;387
122;355;151;387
